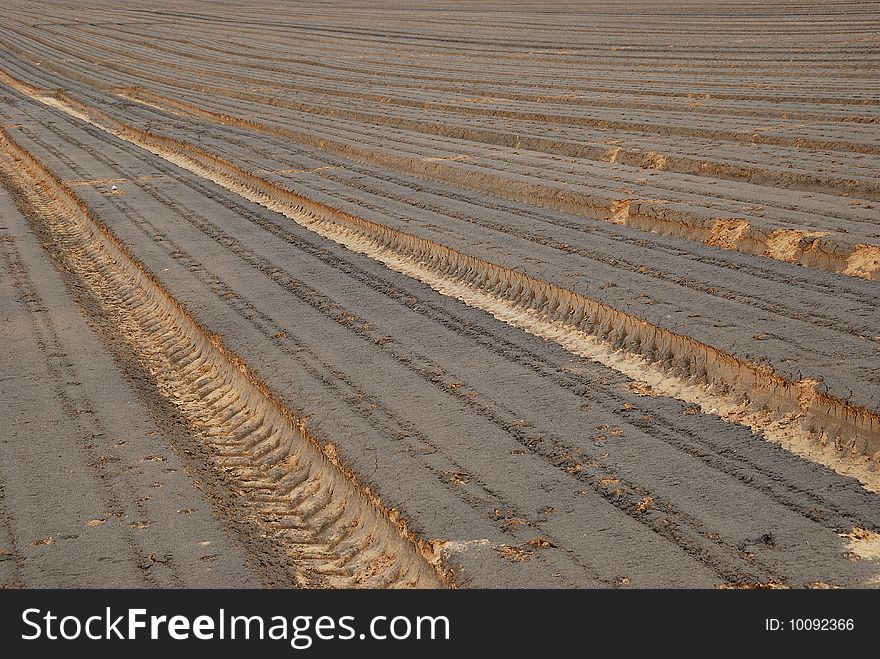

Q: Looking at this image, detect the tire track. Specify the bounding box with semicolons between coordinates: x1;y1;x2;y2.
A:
0;127;447;589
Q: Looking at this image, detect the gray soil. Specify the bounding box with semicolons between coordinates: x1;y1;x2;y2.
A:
0;0;878;588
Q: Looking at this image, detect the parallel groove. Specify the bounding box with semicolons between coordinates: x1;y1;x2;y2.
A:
10;88;875;476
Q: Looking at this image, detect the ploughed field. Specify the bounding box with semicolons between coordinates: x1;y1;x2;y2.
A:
1;0;878;588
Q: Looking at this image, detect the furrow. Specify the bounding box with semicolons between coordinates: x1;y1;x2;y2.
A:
16;88;878;489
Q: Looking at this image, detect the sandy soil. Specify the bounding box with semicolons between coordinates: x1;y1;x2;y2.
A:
1;0;878;588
